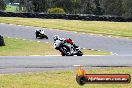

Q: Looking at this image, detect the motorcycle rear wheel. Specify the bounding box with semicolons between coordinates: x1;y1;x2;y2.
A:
60;45;71;56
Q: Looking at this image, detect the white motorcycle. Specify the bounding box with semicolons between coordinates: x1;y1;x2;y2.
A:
54;39;83;56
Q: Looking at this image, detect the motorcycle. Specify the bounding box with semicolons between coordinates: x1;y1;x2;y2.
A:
36;30;48;39
54;39;83;56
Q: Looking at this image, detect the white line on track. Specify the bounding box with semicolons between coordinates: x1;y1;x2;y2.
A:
22;39;26;40
9;24;14;25
7;37;11;38
25;26;31;28
82;33;86;34
44;55;108;56
73;65;81;67
91;49;94;50
74;32;78;33
108;36;111;37
45;55;61;56
46;42;49;43
0;23;5;24
18;25;22;26
90;34;94;35
30;55;41;56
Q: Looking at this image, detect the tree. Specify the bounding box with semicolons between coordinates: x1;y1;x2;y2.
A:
32;0;48;12
51;0;74;13
93;0;104;15
19;0;30;12
101;0;123;16
0;0;6;11
83;0;93;14
9;0;15;4
72;0;81;14
17;0;132;17
122;0;132;17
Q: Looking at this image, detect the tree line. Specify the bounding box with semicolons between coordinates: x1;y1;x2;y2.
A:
0;0;132;18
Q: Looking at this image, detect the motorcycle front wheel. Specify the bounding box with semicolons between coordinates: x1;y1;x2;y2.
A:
45;35;48;39
61;52;65;56
77;51;83;56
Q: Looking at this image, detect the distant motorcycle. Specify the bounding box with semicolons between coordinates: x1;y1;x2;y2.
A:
54;39;83;56
35;29;48;39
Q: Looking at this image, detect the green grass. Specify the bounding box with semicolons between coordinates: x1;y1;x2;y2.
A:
0;37;60;56
0;37;110;56
82;49;110;55
0;17;132;38
0;67;131;88
5;5;17;12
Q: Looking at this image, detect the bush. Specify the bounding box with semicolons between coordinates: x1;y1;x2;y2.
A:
48;7;65;14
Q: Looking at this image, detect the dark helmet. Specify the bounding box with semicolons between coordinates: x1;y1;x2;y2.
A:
53;35;59;41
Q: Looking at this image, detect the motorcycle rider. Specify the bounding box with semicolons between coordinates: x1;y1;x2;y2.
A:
53;35;82;56
53;35;64;49
53;35;78;49
36;29;41;33
35;29;47;38
35;29;41;38
65;38;78;48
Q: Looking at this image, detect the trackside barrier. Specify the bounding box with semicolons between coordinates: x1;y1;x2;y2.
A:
0;11;132;22
0;35;5;46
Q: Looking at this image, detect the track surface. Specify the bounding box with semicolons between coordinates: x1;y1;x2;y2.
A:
0;23;132;55
0;23;132;74
0;56;132;74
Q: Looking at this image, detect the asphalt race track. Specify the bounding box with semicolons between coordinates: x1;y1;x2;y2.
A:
0;23;132;73
0;56;132;74
0;23;132;55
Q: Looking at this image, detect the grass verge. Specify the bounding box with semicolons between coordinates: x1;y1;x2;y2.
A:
0;67;131;88
0;37;110;56
82;49;110;55
0;37;59;56
0;17;132;38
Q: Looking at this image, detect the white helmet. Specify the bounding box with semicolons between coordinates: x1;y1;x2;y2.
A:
36;29;40;31
53;35;59;41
